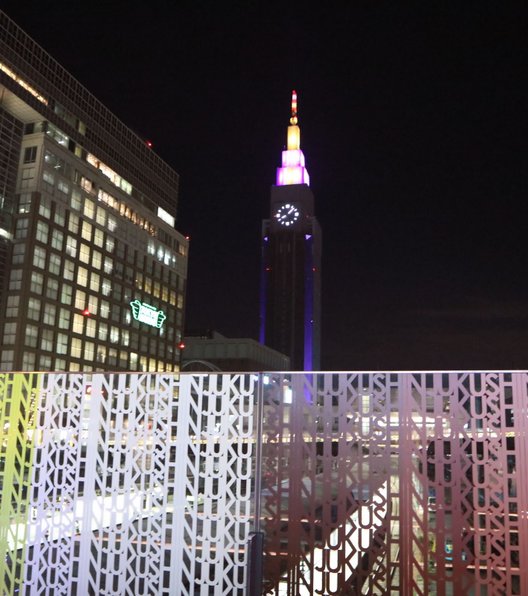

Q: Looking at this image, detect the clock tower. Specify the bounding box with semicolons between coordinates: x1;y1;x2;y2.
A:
260;91;321;370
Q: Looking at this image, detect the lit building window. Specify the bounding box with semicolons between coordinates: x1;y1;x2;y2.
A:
38;197;51;219
98;322;108;341
57;180;70;195
64;259;75;281
0;350;14;369
22;352;36;370
106;236;115;252
97;346;107;363
39;355;52;369
71;190;82;211
107;216;117;232
73;314;84;334
68;213;79;233
3;322;17;344
28;297;41;321
51;229;64;250
90;271;100;292
103;257;113;274
29;271;44;296
58;308;70;330
88;295;99;312
49;253;61;275
81;221;92;241
44;150;67;174
15;218;29;239
75;290;86;310
46;122;69;147
92;250;102;269
33;246;46;269
46;279;59;301
79;243;91;264
77;266;88;287
61;284;73;305
43;304;56;326
23;146;37;164
66;236;78;257
101;279;111;296
6;296;19;317
110;326;119;343
84;198;95;219
71;338;82;358
25;324;38;348
94;228;104;248
9;269;22;291
0;62;48;105
86;318;96;338
88;154;132;195
96;206;106;227
18;193;32;214
12;243;25;264
100;301;110;319
54;207;65;226
40;329;54;351
84;342;95;361
80;176;95;194
36;221;49;243
42;170;54;187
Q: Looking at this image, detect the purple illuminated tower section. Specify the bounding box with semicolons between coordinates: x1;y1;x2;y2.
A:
260;91;321;370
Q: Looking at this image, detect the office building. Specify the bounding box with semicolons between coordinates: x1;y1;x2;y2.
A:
182;329;290;371
0;10;188;372
260;91;321;370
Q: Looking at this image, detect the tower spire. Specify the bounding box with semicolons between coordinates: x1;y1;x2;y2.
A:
290;89;298;125
276;90;310;186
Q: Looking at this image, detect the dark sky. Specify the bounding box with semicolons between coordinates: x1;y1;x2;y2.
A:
3;2;526;370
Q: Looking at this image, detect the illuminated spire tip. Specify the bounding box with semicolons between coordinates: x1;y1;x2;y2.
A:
290;89;298;125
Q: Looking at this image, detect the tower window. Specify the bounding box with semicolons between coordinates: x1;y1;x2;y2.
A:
23;146;37;164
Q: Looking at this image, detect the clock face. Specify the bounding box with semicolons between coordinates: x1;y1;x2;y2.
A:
274;203;300;227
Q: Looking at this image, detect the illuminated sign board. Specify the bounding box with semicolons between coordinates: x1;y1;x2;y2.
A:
130;300;166;329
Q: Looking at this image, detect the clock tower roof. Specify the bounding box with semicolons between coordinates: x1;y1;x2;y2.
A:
275;90;310;187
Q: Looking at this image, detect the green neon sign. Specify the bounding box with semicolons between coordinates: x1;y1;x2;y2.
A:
130;300;166;329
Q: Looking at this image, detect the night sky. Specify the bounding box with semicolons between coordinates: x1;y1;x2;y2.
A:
3;2;526;370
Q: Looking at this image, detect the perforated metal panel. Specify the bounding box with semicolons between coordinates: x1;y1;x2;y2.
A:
0;372;255;595
260;372;527;595
1;371;527;595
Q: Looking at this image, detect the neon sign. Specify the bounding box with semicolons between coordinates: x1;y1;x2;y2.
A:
130;300;166;329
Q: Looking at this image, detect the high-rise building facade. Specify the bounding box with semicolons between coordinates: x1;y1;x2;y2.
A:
0;11;188;372
260;91;321;370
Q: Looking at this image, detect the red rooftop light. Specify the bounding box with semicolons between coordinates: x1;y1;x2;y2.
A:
82;308;90;316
